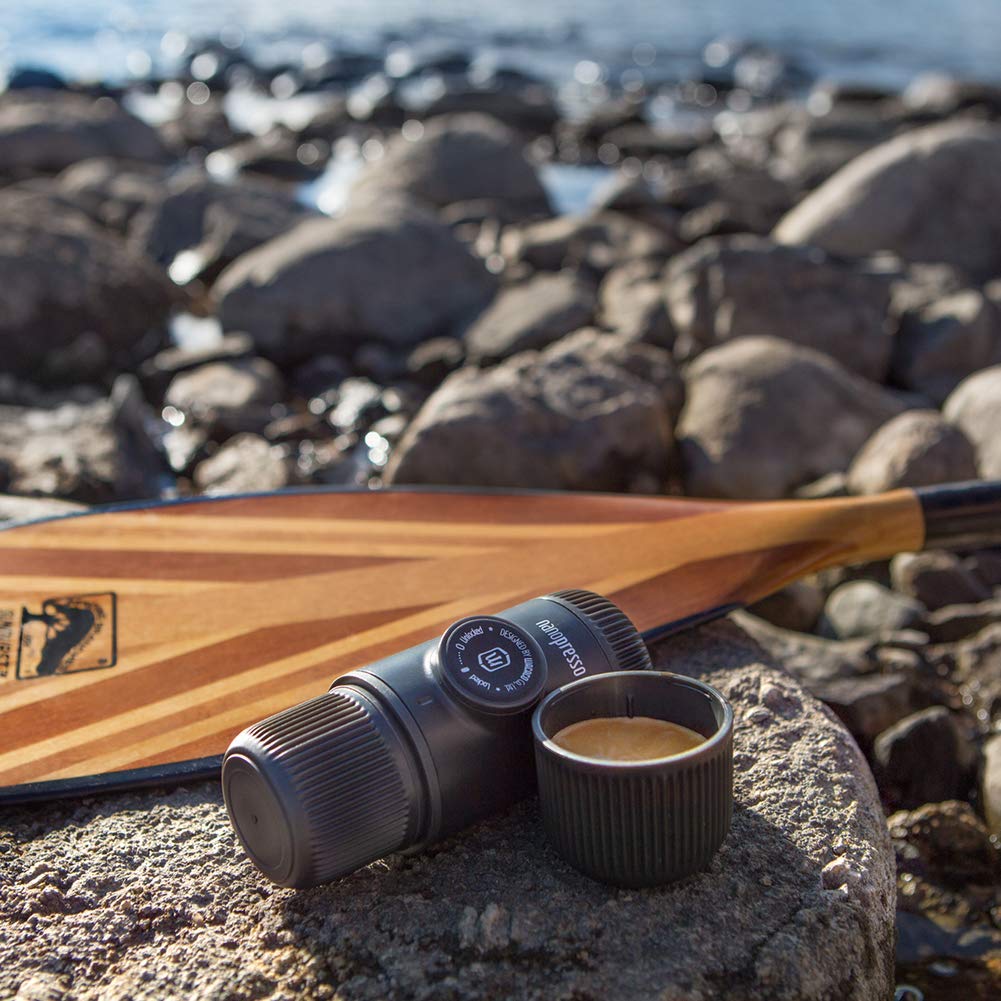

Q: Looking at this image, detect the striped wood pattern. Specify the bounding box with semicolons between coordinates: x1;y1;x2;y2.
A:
0;487;924;796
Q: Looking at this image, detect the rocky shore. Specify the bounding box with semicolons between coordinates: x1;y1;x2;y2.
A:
2;39;1001;998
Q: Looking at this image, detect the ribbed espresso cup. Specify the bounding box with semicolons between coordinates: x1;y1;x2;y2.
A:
533;671;733;888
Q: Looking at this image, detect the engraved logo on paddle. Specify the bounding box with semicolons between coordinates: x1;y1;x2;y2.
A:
0;593;117;680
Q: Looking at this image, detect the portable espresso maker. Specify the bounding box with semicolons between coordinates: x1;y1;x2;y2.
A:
223;587;734;889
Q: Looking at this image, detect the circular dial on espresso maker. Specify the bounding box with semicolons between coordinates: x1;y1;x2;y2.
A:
436;615;547;714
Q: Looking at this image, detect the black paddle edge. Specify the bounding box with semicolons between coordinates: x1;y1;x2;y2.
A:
917;480;1001;551
0;755;223;807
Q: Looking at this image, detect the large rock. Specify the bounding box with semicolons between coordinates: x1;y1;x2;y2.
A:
677;336;906;499
890;289;1001;404
57;158;165;233
775;121;1001;281
351;113;550;216
0;377;167;503
598;258;674;348
846;410;979;494
819;580;926;640
0;192;175;383
943;366;1001;478
464;272;596;363
0;91;165;176
0;618;895;1001
500;211;679;275
164;359;285;438
214;202;497;363
193;434;291;496
386;332;675;491
891;551;992;611
665;236;895;380
130;171;313;285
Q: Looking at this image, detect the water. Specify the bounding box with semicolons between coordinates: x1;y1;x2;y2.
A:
4;0;1001;94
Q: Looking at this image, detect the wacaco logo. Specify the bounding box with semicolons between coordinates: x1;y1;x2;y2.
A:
0;593;117;680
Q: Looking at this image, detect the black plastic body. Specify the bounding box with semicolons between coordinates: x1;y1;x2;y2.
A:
336;593;625;849
533;671;733;887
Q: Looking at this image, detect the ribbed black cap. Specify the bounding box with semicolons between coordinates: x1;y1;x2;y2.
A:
222;687;421;888
533;671;733;888
549;589;652;672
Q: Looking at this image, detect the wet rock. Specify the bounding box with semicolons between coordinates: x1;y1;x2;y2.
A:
846;411;979;494
943;365;1001;478
888;800;1001;888
464;271;596;363
665;236;895;379
0;616;896;1001
747;580;826;633
57;158;165;232
164;359;285;438
0;377;167;503
500;211;680;275
193;434;291;495
0;495;87;527
0;192;174;383
0;91;165;175
598;259;674;348
874;707;966;808
214;201;497;364
816;673;914;743
775;121;1001;282
386;333;674;491
890;551;991;611
981;734;1001;834
405;337;465;388
890;288;1001;404
954;623;1001;723
924;600;1001;644
819;581;926;640
130;171;313;285
677;336;906;499
351;113;550;217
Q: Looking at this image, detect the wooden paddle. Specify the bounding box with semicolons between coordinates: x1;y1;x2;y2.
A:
1;480;998;804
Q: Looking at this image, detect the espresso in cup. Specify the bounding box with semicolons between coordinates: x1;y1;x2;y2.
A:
551;716;705;761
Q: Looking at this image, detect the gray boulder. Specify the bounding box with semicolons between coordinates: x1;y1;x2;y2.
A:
873;706;966;809
981;733;1001;834
665;236;895;380
386;333;675;491
943;365;1001;478
0;494;87;527
677;336;906;499
747;580;825;633
164;359;285;438
500;211;679;275
598;258;674;348
846;410;979;494
130;171;313;285
0;618;895;1001
0;91;165;175
890;289;1001;404
464;272;596;363
193;434;291;496
775;121;1001;281
214;201;497;364
351;113;550;217
890;551;991;610
57;157;165;232
815;673;914;744
0;376;167;503
818;580;926;639
0;191;174;383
